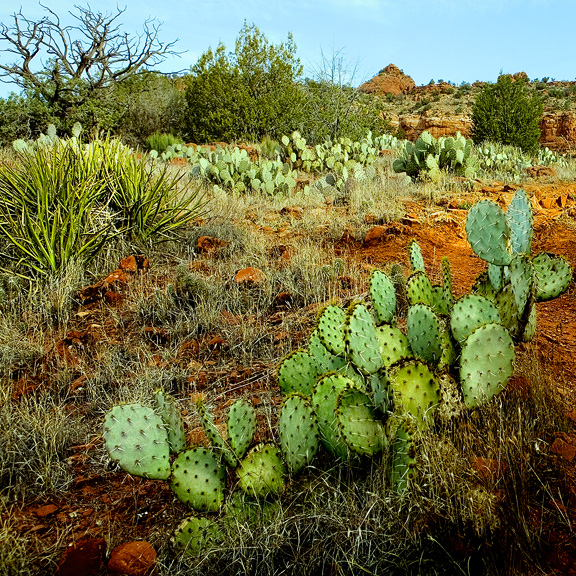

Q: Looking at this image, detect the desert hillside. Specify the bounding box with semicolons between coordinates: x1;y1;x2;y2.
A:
360;63;576;152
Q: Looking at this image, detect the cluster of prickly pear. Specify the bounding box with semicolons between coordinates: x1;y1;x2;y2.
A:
466;188;572;343
393;131;478;181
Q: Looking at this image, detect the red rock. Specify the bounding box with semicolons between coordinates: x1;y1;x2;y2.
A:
471;457;508;482
359;64;415;96
107;541;157;576
235;267;265;285
364;226;387;246
56;538;106;576
35;504;59;518
197;236;228;253
526;165;557;178
550;437;576;462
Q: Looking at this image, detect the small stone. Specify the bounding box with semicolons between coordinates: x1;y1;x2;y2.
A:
35;504;59;518
235;267;265;285
471;457;508;482
550;437;576;462
107;541;157;576
57;538;106;576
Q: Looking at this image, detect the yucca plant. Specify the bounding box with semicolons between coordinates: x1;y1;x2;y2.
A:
105;152;208;244
0;144;113;277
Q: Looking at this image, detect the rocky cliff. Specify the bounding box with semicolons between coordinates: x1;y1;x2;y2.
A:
361;64;576;152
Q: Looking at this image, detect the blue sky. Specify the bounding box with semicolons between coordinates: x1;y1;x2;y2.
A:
0;0;574;97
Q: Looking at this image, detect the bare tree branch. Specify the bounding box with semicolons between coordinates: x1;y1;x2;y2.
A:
0;4;181;113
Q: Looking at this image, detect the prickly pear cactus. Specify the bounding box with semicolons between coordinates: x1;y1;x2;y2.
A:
152;389;186;454
103;404;171;480
169;447;226;512
316;304;347;356
345;303;383;375
459;323;515;409
227;398;257;461
237;443;286;497
466;200;512;266
277;349;319;397
369;270;397;325
172;515;223;557
279;393;320;474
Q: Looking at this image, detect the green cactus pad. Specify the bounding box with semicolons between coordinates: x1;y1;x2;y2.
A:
510;254;533;316
522;302;537;342
389;424;417;494
406;271;434;307
495;285;520;338
409;240;426;272
466;200;512;266
450;294;502;344
152;389;186;454
532;252;572;302
103;404;171;480
227;398;257;461
317;305;347;356
438;323;458;370
389;360;440;430
345;303;383;375
459;323;515;409
441;256;455;311
336;388;387;457
369;270;397;324
169;447;225;512
312;373;358;459
376;325;413;367
506;189;533;255
196;400;237;468
308;329;347;374
171;516;223;557
488;263;504;292
278;393;320;474
277;349;318;396
472;271;498;302
370;369;391;413
407;304;443;365
237;443;286;497
338;363;367;391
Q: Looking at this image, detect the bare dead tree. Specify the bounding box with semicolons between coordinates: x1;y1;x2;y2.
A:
0;4;180;114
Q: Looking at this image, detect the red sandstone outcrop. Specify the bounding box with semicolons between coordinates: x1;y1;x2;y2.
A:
359;64;415;96
539;112;576;152
388;112;472;140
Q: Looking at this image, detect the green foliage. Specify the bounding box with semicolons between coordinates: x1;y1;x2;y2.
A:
184;23;304;142
393;131;478;181
472;74;543;153
145;132;185;153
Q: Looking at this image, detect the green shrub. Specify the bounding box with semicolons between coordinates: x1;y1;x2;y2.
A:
471;74;543;153
145;132;185;153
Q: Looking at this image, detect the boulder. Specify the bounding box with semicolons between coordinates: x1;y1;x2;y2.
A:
107;541;157;576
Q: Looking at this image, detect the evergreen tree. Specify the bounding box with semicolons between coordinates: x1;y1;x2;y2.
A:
184;23;304;143
471;74;543;153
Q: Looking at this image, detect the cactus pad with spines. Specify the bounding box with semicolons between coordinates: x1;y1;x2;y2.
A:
312;373;357;459
196;399;237;468
409;240;426;272
169;447;226;512
532;252;572;302
389;360;440;430
227;398;257;461
459;323;515;409
369;270;397;325
506;188;533;255
152;389;186;454
450;294;502;344
171;516;223;556
345;303;383;375
510;254;533;316
278;393;320;474
308;329;347;374
317;305;347;356
406;271;434;307
407;304;443;365
336;388;387;456
103;404;171;480
376;325;412;367
466;200;512;266
237;443;286;497
389;423;418;493
277;349;318;396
